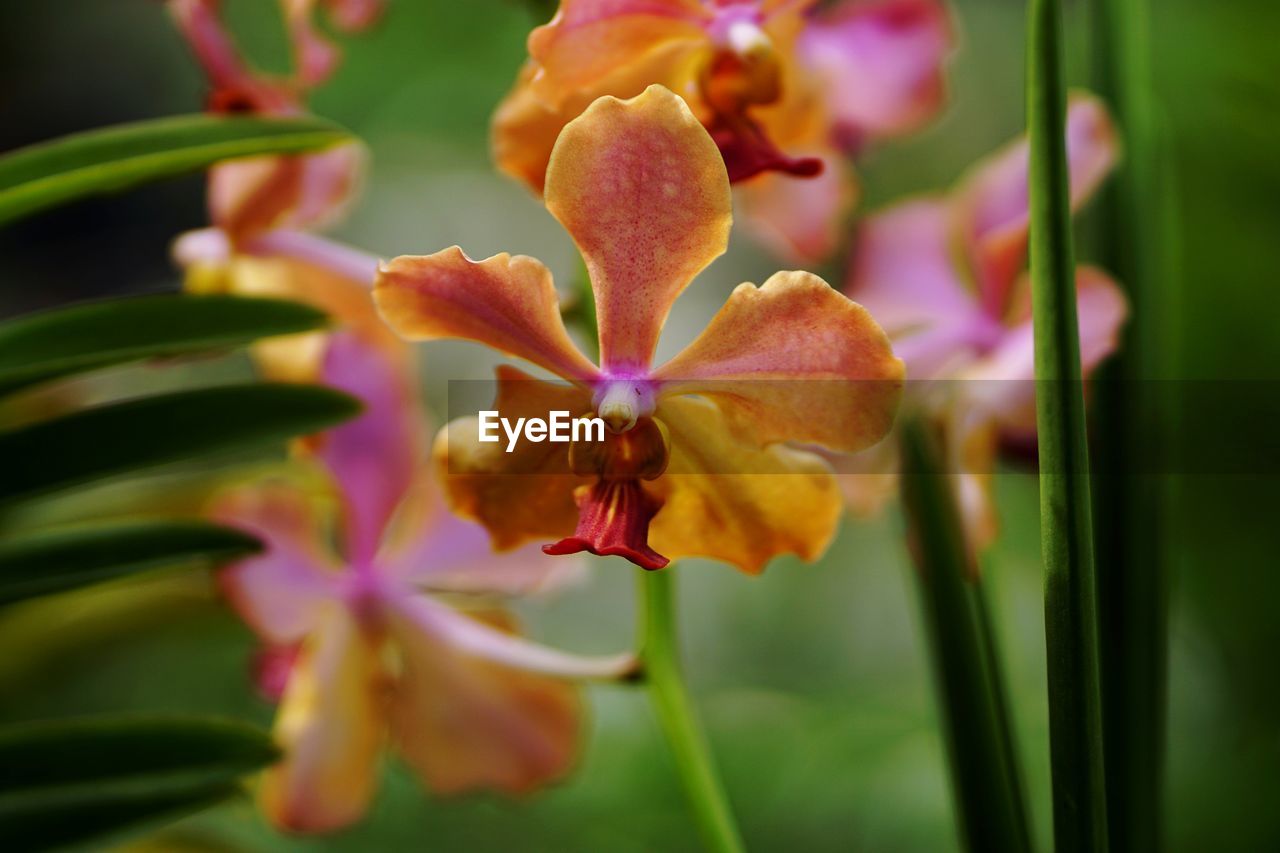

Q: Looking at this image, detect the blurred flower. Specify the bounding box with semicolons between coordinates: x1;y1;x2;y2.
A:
376;86;903;574
493;0;952;261
213;330;633;833
843;93;1128;553
167;0;386;380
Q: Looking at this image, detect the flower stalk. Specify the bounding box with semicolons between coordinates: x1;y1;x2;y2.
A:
638;567;746;853
1027;0;1110;848
898;416;1032;853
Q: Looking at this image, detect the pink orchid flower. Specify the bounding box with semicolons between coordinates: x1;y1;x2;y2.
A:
213;331;633;833
168;0;389;380
843;93;1129;552
375;86;904;574
494;0;953;262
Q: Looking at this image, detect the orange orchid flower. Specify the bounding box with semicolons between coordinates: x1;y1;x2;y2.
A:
375;86;903;574
493;0;953;261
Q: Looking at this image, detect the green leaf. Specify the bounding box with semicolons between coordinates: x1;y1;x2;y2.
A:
0;716;278;852
0;114;351;227
0;294;328;397
1027;0;1109;848
898;416;1032;853
0;383;361;505
0;520;261;606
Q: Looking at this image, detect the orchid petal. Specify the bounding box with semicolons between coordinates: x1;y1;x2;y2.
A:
380;463;583;595
734;152;856;262
211;483;340;646
653;270;903;453
845;197;985;380
312;332;424;566
386;602;581;795
526;0;709;106
260;604;386;833
374;247;600;383
800;0;952;138
396;595;637;681
434;366;592;550
649;395;842;574
962;267;1128;429
209;142;364;240
544;85;732;372
953;93;1120;315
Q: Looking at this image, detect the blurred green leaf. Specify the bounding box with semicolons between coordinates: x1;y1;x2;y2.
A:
0;294;328;397
0;114;351;227
0;716;277;852
0;521;261;606
0;384;361;505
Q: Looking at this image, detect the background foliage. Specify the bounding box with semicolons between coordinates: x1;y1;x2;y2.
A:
1;0;1277;849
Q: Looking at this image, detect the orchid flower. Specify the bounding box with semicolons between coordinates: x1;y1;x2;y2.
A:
842;93;1129;553
493;0;952;261
374;86;903;574
168;0;386;380
213;329;634;833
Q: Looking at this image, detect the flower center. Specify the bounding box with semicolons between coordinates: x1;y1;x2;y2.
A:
592;378;656;434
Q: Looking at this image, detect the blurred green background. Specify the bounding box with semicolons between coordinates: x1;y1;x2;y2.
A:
1;0;1277;850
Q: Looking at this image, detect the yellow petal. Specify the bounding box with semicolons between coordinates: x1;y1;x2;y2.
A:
653;270;904;454
545;85;731;372
260;604;388;833
648;395;842;574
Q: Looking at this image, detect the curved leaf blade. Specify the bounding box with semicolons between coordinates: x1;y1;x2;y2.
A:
0;114;351;227
0;716;278;852
0;520;262;605
0;383;361;504
0;294;328;397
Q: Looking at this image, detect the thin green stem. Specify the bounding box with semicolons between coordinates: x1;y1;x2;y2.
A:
1090;1;1169;849
638;568;745;853
899;417;1033;853
1027;0;1110;849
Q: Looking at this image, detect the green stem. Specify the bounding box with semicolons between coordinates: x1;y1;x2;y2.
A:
638;568;745;853
1027;0;1110;849
899;417;1033;853
1090;1;1168;849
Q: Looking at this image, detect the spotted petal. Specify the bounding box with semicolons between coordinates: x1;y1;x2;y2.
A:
545;86;732;372
374;247;600;383
649;395;843;574
654;270;903;453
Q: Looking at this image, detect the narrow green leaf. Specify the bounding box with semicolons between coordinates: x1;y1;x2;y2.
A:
0;716;277;852
0;294;328;396
0;383;361;504
1091;1;1170;849
0;520;261;605
1027;0;1110;848
899;417;1032;853
0;114;351;227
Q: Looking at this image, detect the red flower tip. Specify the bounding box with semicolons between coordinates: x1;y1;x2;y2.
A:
543;479;669;571
710;113;825;183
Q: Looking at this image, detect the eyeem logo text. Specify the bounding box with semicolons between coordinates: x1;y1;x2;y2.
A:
478;410;606;453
